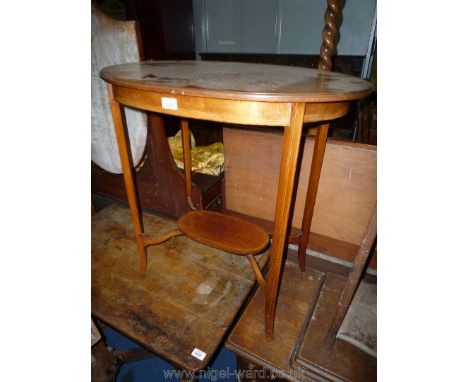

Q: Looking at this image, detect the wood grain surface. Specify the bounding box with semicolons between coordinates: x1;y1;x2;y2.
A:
226;252;325;381
178;210;270;256
223;127;376;248
100;61;373;103
92;204;270;371
291;274;376;381
324;206;377;350
226;254;376;381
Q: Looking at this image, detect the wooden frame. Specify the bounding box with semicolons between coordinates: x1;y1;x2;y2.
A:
324;205;377;350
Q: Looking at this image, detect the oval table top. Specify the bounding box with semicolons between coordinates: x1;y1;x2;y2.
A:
178;210;270;256
100;61;373;103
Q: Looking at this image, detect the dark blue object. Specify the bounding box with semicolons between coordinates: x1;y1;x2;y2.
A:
101;327;238;382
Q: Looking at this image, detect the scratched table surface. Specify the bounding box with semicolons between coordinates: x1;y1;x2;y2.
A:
91;204;270;371
100;61;373;103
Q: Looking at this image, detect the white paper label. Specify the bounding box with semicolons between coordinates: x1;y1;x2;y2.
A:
161;97;178;110
191;348;206;361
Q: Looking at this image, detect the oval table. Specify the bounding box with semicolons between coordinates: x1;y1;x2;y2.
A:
100;61;373;340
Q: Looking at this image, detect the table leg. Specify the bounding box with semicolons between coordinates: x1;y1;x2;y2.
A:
107;84;147;274
265;103;305;339
181;118;196;211
297;123;329;271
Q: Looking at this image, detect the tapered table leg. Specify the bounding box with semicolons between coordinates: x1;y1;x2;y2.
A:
107;84;147;274
297;123;329;271
265;103;305;339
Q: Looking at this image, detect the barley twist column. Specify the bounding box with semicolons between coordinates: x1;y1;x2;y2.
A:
318;0;343;71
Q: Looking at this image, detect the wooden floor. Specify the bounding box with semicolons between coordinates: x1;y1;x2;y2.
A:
91;204;270;372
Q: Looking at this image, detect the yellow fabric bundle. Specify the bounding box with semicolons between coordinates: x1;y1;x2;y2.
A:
168;130;224;176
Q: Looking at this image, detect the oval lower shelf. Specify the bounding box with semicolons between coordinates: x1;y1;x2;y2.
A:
177;210;270;256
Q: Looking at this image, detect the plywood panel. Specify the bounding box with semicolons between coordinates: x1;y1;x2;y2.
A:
223;127;376;246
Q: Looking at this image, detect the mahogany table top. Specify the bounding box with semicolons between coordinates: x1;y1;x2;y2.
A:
100;61;373;103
